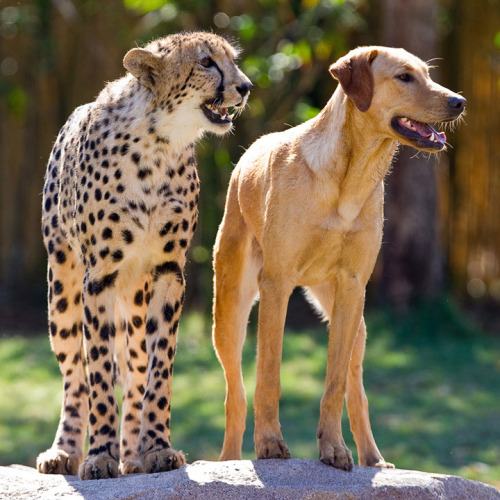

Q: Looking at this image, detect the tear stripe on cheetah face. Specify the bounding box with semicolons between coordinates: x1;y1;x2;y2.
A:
37;31;250;480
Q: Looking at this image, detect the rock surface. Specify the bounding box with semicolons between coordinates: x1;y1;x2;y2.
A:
1;459;499;499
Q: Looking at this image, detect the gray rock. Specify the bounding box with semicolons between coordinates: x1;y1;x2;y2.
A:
1;459;499;499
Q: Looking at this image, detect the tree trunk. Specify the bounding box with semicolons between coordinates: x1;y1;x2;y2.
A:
378;0;444;308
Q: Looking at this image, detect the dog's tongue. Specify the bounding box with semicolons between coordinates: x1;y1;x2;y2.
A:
400;118;447;143
415;121;446;142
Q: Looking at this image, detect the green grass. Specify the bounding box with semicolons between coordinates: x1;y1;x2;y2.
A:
1;299;499;487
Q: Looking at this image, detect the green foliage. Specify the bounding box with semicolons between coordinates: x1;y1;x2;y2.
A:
494;31;500;49
6;87;28;117
1;302;499;486
124;0;172;14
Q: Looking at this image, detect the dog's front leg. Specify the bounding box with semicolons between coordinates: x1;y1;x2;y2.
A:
317;271;365;471
254;273;293;460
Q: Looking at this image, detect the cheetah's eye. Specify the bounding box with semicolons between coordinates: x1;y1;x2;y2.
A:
200;56;215;68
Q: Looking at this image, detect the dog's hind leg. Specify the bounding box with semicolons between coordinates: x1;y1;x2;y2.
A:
345;318;394;467
213;191;259;461
304;284;392;468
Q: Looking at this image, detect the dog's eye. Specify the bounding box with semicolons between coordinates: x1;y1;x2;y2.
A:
397;73;413;82
200;56;214;68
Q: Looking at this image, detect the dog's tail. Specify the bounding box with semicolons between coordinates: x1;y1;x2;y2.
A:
301;287;330;324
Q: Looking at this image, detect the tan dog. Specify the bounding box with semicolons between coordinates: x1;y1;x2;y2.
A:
212;46;465;471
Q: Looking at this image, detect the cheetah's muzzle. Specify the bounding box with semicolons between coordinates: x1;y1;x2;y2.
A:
202;101;236;125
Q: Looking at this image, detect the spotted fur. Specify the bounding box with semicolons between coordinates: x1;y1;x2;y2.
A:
37;31;251;480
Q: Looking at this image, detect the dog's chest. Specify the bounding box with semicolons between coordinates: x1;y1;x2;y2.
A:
295;236;343;285
293;213;382;286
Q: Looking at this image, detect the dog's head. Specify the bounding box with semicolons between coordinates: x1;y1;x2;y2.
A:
330;46;466;152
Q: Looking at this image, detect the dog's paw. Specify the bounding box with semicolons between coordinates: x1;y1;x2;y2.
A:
120;459;144;475
357;449;394;468
370;458;395;468
140;447;186;473
37;448;82;475
256;436;291;460
78;455;119;480
319;441;354;471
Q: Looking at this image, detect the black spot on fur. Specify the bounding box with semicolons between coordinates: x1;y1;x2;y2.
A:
96;403;107;416
162;304;174;322
145;318;158;335
56;298;68;313
154;261;183;283
53;280;64;295
55;250;66;264
163;240;175;253
159;222;172;236
87;271;118;296
134;290;144;306
122;229;134;244
111;249;123;262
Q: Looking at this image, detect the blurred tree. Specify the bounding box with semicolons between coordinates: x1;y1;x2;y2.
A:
0;0;138;302
376;0;444;309
446;0;500;307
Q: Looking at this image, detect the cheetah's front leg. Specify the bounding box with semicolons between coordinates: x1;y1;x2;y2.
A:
37;243;88;476
138;261;186;473
78;271;120;480
118;278;150;475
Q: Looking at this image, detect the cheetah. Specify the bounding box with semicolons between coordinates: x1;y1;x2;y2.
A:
37;31;251;480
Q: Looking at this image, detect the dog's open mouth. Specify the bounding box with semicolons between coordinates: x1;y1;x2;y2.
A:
391;117;447;151
202;102;236;125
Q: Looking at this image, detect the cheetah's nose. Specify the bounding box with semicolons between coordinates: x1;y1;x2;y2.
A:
236;82;253;98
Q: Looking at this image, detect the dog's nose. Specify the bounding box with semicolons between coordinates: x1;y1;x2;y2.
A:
448;95;466;110
236;82;253;98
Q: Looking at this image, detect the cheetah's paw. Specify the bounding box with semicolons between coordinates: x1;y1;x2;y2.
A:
78;455;119;480
37;449;82;475
120;459;144;475
140;447;186;473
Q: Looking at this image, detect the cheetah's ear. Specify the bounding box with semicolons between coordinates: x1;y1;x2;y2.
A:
123;48;161;90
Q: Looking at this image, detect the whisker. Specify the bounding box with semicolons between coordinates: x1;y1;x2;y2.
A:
426;57;443;65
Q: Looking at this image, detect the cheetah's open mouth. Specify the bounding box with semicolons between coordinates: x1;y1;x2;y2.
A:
202;102;235;125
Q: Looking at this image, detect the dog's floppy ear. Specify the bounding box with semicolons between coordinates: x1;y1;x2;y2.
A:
123;48;162;90
329;49;378;112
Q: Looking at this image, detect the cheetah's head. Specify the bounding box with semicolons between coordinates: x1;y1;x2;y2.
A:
123;32;252;137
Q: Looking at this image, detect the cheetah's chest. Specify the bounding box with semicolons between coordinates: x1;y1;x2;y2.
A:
116;151;200;234
62;140;200;271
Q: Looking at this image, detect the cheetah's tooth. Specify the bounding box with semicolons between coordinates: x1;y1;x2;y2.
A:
430;132;435;142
